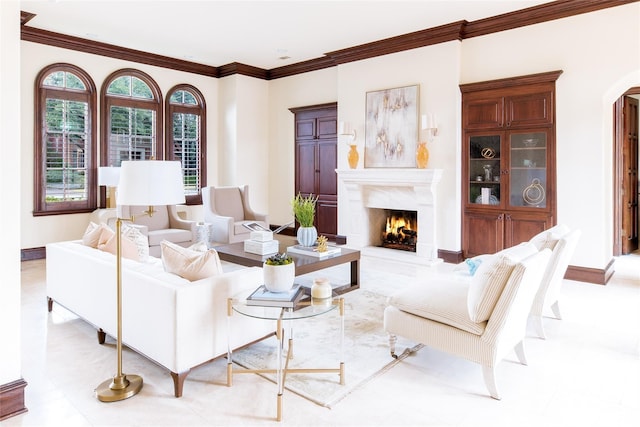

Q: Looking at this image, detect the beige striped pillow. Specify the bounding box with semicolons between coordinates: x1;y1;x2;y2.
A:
467;254;516;322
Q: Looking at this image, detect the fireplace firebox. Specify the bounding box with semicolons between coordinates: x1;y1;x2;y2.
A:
381;210;417;252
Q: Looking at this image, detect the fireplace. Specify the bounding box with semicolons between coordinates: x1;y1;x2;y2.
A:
337;168;443;265
380;210;417;252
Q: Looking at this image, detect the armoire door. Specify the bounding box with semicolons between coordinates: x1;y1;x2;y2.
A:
290;103;338;240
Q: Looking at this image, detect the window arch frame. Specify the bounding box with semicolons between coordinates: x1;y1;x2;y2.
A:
165;84;207;205
33;63;97;216
100;69;163;205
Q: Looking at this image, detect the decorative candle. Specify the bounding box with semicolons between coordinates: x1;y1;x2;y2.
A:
311;277;332;299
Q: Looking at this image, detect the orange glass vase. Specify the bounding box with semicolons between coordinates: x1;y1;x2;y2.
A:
347;144;359;169
416;142;429;168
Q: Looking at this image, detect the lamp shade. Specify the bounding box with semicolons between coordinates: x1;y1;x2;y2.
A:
98;166;121;186
116;160;185;206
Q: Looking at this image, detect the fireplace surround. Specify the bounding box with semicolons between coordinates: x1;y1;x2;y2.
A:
337;169;443;265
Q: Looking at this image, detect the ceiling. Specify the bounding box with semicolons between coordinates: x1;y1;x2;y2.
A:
21;0;549;70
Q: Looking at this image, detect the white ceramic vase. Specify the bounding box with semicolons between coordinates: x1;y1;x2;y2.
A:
263;262;295;293
297;226;318;247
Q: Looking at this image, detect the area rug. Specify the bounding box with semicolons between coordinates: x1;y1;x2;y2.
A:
230;288;422;408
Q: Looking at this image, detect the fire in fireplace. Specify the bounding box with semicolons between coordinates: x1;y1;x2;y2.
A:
380;210;417;252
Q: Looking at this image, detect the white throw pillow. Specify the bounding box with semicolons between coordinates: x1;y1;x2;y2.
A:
160;240;223;281
121;223;150;262
82;222;106;248
467;242;538;322
97;225;141;262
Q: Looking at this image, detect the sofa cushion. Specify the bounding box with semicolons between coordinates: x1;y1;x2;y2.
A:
160;240;223;281
122;223;150;262
389;280;486;335
467;242;538;322
82;222;106;248
97;225;141;262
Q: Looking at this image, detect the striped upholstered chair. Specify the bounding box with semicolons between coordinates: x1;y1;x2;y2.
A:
528;225;582;339
383;244;551;400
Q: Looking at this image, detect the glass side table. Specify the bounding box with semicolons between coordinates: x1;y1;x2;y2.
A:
227;290;345;422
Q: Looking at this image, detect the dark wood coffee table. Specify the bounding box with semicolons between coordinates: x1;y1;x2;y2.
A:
213;234;360;294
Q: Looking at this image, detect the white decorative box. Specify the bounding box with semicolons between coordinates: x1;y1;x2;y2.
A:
250;230;273;242
244;239;279;255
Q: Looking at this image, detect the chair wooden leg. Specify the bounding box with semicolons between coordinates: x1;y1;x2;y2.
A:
482;365;501;400
514;341;528;366
551;301;562;320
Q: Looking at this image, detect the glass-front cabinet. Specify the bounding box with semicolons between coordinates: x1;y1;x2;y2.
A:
467;131;548;209
461;71;561;258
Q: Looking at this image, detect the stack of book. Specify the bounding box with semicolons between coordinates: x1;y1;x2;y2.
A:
246;283;305;308
287;244;341;258
243;222;278;255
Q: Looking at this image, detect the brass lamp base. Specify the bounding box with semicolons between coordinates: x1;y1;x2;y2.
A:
95;374;143;402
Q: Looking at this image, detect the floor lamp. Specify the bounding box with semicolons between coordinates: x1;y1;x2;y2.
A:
95;160;185;402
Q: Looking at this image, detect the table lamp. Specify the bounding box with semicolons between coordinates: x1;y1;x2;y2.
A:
98;166;121;208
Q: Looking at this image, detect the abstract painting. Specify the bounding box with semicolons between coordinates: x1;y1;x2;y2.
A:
364;84;419;168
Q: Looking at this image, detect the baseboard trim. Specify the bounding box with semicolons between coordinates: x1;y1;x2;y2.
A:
438;249;463;264
0;379;28;421
564;258;615;285
21;246;45;261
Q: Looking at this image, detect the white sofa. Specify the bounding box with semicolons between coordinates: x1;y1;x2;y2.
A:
46;240;272;397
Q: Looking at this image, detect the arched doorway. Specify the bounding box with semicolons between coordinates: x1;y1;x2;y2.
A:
613;87;640;255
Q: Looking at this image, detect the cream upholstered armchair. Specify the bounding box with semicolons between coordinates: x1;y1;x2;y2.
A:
384;243;551;400
116;205;196;257
202;185;268;244
528;225;582;339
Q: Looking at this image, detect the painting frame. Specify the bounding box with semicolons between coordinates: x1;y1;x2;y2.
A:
364;84;419;168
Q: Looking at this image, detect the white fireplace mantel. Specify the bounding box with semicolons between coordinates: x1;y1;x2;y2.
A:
337;168;443;265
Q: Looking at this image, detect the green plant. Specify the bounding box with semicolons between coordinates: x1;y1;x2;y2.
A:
265;252;293;266
291;193;318;227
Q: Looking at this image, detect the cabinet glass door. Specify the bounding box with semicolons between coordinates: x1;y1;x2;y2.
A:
509;132;547;208
469;135;501;206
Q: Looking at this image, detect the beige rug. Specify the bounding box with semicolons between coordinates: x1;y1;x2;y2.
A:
230;288;422;408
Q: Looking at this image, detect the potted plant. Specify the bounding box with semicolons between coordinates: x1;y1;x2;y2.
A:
263;253;295;292
291;193;318;247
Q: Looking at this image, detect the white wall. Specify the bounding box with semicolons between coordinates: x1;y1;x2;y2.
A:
461;2;640;268
335;41;463;252
20;42;219;247
267;68;338;225
0;0;22;387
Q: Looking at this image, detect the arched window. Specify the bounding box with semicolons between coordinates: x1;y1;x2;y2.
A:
101;69;162;171
34;63;97;215
166;85;206;205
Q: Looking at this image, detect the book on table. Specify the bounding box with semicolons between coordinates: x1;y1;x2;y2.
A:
246;283;305;307
286;244;341;258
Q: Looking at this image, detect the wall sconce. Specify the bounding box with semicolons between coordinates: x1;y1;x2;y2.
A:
339;121;357;143
421;113;438;141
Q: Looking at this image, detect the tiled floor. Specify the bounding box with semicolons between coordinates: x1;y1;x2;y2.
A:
8;253;640;426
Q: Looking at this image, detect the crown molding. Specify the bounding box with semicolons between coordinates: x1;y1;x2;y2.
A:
462;0;639;38
20;1;638;80
20;25;218;78
269;56;337;80
20;11;35;25
217;62;269;79
325;20;466;65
